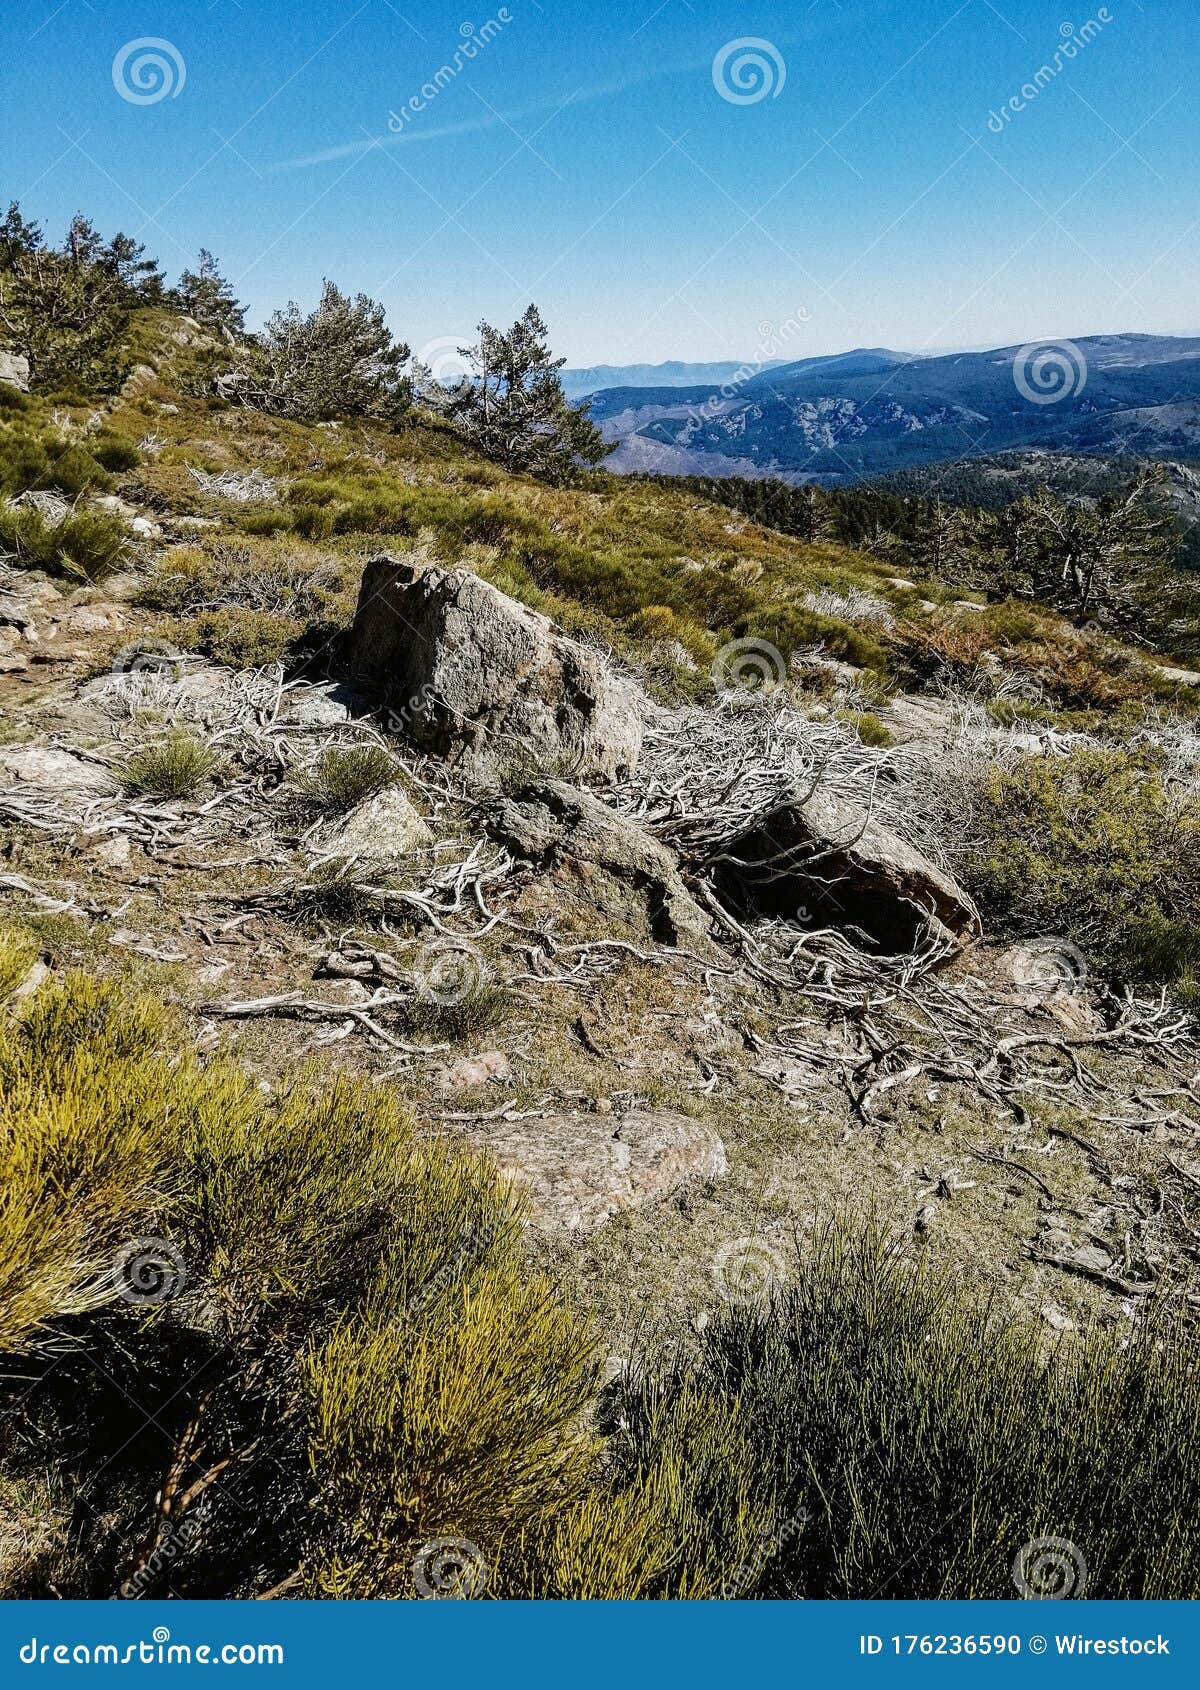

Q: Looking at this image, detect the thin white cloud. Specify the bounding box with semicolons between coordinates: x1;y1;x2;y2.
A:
271;69;666;172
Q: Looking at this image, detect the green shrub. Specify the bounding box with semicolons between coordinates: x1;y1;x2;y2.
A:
298;745;399;815
123;731;217;799
399;980;510;1046
967;746;1200;989
839;708;893;747
0;425;139;500
612;1224;1200;1598
141;538;349;668
180;607;308;668
283;859;382;928
89;432;141;473
0;953;606;1598
0;502;125;581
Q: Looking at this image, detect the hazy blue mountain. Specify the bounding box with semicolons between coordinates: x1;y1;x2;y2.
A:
559;358;787;401
584;335;1200;484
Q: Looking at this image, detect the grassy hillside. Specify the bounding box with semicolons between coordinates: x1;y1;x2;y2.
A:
3;305;1200;1600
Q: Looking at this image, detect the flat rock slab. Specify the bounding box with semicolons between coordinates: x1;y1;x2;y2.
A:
0;744;120;796
485;778;710;948
463;1108;727;1234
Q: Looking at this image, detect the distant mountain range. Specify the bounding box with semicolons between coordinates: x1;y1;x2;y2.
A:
559;358;786;402
577;335;1200;485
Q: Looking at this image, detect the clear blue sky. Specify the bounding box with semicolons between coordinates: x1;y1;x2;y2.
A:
3;0;1197;365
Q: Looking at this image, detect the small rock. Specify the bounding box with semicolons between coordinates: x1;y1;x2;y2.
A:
308;783;430;863
1155;663;1200;689
437;1051;512;1091
0;350;31;391
92;494;140;522
880;694;959;746
56;606;124;636
1069;1244;1114;1275
462;1108;727;1234
486;779;710;949
90;833;132;868
11;957;50;1003
281;682;359;728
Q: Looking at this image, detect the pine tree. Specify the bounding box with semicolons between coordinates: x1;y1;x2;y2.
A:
0;210;130;392
0;202;43;272
176;250;245;336
1017;474;1176;630
446;305;610;483
104;231;166;303
239;280;409;420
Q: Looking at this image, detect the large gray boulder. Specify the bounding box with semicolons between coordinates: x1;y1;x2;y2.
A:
486;779;710;948
719;787;979;952
344;554;642;780
463;1108;727;1234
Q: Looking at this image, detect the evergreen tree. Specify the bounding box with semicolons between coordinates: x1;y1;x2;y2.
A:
0;209;130;392
239;280;409;420
1014;474;1177;631
0;202;43;272
446;305;610;483
177;250;245;336
104;231;166;303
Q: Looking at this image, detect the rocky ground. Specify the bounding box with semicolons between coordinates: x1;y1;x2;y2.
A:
4;500;1199;1367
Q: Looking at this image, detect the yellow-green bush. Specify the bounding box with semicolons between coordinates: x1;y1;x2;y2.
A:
0;502;126;582
967;745;1200;990
0;945;605;1597
613;1224;1200;1598
123;730;217;799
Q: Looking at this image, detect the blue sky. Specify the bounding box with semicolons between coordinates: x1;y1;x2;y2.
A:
2;0;1197;365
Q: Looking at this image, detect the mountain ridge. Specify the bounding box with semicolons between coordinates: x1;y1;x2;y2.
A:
583;334;1200;484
